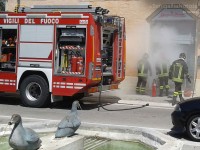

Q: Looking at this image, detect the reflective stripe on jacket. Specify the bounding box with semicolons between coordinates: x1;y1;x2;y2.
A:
137;59;151;77
169;58;188;83
156;62;169;77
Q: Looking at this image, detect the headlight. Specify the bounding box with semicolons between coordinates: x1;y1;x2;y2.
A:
174;104;181;112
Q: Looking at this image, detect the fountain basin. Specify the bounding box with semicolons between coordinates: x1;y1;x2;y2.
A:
0;121;183;150
0;133;84;150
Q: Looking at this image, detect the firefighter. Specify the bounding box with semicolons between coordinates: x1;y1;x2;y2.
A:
136;53;152;95
155;56;170;97
7;38;13;46
169;53;191;106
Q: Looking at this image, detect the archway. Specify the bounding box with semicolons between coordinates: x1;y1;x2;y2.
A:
147;5;197;95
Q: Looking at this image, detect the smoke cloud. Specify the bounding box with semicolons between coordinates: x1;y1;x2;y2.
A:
150;24;182;64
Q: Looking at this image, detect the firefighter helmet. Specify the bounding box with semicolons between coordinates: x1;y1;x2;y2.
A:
179;53;186;59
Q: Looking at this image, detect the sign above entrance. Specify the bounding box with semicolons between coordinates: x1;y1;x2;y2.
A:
152;9;194;21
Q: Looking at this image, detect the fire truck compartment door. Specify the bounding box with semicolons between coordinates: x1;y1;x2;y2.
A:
19;25;53;68
20;25;53;42
19;43;53;68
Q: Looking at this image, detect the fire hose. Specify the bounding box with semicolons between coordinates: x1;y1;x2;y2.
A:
97;64;149;111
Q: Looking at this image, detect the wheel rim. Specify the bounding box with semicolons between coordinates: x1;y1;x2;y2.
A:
25;82;42;101
189;116;200;139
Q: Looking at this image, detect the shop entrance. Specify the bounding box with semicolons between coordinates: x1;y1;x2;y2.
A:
147;7;197;95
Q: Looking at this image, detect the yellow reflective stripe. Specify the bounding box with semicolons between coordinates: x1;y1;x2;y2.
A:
166;65;169;74
158;64;169;76
141;64;144;75
138;73;147;77
173;92;179;96
178;65;183;80
163;73;168;76
160;86;164;89
92;36;94;62
92;78;101;81
136;87;140;92
178;91;182;95
172;78;183;82
172;63;183;82
165;85;170;89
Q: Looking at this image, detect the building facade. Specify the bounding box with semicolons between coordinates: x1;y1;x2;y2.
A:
5;0;200;95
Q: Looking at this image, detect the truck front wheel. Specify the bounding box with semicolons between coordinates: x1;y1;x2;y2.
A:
20;75;50;108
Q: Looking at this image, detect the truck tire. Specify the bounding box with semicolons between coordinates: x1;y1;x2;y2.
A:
20;75;50;108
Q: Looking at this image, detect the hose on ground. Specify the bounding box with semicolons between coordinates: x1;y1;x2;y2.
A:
97;66;149;111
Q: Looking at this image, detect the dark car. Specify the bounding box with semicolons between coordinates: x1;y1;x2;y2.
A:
171;97;200;142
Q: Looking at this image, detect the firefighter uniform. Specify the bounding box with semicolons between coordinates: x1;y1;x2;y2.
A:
156;61;170;97
136;53;152;95
169;53;191;106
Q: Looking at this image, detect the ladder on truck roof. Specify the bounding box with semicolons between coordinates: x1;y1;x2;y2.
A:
116;17;125;79
17;5;107;14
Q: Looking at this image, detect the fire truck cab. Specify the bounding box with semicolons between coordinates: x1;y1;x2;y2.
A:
0;5;126;107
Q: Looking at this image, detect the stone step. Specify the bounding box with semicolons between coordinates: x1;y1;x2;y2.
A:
84;137;109;150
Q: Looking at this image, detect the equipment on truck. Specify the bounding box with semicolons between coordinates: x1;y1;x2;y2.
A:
0;5;126;107
76;51;84;73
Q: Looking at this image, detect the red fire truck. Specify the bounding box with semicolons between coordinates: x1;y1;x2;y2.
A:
0;5;126;107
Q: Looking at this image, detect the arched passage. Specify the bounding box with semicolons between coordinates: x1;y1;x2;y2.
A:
147;5;197;94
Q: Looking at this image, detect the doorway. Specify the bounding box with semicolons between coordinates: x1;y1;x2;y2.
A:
148;7;197;94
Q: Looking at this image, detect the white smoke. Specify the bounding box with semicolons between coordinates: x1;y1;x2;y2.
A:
150;24;182;63
149;24;183;78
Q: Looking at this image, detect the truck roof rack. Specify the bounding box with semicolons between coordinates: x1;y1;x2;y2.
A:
17;5;109;14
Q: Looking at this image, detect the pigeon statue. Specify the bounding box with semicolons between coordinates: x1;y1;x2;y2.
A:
8;114;42;150
55;100;81;138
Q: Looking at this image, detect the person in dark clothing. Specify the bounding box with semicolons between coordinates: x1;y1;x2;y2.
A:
169;53;191;106
155;56;170;97
136;53;152;95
